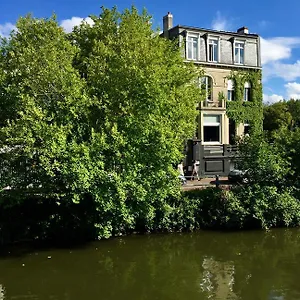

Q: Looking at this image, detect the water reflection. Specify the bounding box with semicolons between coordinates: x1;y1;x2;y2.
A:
200;258;237;299
0;229;300;299
0;284;5;300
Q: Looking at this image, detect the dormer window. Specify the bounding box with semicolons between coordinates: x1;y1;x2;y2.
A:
208;38;219;62
186;34;199;60
234;40;245;64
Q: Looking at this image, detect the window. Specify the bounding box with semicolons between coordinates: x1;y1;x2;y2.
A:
244;82;251;101
244;123;250;135
229;119;236;144
227;79;234;101
201;76;213;102
203;115;221;143
234;41;244;64
208;38;219;62
187;36;198;60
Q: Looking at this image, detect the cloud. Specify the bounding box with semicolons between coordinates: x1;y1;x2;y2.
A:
285;82;300;99
264;82;300;102
264;60;300;81
261;37;300;65
261;37;300;83
211;11;232;31
0;22;16;38
60;17;94;33
0;16;95;38
263;93;284;104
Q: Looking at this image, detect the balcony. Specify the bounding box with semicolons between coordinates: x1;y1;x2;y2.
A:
200;98;226;109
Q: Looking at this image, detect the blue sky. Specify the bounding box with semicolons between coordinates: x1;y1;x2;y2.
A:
1;0;300;104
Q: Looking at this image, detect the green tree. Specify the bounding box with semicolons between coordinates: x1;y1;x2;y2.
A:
263;101;292;137
0;15;89;194
236;135;290;188
0;7;201;239
286;99;300;129
70;6;201;236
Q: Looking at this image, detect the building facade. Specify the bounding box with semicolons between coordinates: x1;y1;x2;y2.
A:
162;12;262;146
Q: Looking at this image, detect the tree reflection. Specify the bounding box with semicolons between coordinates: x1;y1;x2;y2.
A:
0;284;5;300
0;229;299;299
200;258;237;299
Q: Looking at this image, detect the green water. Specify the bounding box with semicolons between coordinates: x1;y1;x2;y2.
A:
0;229;300;300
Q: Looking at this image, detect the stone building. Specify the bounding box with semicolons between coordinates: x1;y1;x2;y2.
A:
162;12;262;146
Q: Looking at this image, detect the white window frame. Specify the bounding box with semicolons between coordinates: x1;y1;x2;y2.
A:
234;40;245;65
203;114;222;144
244;123;250;135
201;76;213;102
207;36;220;63
227;79;234;101
186;33;200;61
244;82;251;101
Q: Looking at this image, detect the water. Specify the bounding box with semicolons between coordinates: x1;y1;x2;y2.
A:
0;229;300;300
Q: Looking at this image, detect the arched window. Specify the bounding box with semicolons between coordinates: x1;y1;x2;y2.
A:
227;79;234;101
201;76;213;102
244;82;251;101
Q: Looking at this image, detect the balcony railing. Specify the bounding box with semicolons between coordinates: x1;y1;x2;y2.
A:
200;98;226;109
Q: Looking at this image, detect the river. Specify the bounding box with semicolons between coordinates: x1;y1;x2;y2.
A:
0;228;300;299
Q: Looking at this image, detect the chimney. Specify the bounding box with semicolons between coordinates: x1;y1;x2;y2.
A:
163;12;173;38
237;26;249;34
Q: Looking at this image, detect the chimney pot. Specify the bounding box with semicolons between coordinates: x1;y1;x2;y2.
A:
237;26;249;34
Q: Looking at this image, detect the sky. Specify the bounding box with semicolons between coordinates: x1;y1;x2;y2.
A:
0;0;299;104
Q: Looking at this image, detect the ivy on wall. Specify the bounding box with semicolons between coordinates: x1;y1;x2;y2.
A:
226;69;263;135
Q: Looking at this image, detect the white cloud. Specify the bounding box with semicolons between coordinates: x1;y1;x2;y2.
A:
261;37;300;83
60;17;94;33
263;93;284;104
0;22;16;38
285;82;300;99
211;11;231;31
264;82;300;102
264;60;300;81
261;37;300;65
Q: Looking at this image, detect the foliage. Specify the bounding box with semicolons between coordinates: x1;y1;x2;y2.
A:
226;69;263;135
263;99;300;139
181;185;300;230
1;7;299;245
263;101;292;134
0;7;201;240
236;135;291;188
3;183;300;245
0;15;89;196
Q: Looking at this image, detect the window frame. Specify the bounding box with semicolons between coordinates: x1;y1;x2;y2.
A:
201;76;213;102
243;82;251;101
207;36;220;63
227;79;234;101
186;33;200;61
244;123;250;135
203;114;222;144
234;40;245;65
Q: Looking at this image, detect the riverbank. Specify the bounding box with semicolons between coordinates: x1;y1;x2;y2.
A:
1;183;300;247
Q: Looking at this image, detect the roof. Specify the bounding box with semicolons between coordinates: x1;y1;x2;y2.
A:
169;24;259;38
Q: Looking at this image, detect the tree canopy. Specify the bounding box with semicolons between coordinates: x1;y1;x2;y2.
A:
0;7;201;238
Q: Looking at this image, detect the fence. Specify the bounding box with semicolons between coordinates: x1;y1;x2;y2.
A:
185;140;238;178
